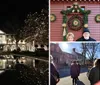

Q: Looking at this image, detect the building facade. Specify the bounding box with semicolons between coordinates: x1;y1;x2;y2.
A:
50;43;84;69
50;0;100;41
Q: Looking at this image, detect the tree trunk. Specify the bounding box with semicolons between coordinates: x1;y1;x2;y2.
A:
82;43;86;65
16;40;19;50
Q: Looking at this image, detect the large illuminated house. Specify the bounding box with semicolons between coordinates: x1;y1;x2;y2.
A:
0;30;26;70
0;30;48;52
0;30;48;70
0;30;34;51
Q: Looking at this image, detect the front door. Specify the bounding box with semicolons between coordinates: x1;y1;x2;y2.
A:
61;2;91;41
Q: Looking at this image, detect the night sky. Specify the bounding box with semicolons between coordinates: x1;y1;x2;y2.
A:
0;0;48;33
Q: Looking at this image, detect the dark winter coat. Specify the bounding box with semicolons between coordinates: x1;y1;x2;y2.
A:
77;64;81;76
70;63;79;78
50;63;60;85
76;37;96;41
88;67;100;85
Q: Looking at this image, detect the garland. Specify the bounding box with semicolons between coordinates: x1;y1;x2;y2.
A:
61;2;91;41
62;14;67;41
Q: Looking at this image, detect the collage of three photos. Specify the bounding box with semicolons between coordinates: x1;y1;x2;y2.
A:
0;0;100;85
50;0;100;85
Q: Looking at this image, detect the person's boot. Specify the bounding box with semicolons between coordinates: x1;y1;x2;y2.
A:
72;81;75;85
74;82;76;85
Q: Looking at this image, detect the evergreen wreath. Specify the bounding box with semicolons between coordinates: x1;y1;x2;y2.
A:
68;15;83;31
95;14;100;23
50;14;56;22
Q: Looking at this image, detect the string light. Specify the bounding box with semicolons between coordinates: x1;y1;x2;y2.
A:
23;9;48;45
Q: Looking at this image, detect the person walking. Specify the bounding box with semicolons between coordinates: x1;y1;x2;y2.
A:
50;55;60;85
88;59;100;85
70;61;79;85
77;61;81;80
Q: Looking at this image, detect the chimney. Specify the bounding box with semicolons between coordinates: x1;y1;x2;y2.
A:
73;48;76;52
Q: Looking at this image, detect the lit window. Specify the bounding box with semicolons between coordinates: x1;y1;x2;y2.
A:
81;6;85;10
67;6;71;10
67;6;85;10
0;41;2;44
0;35;2;38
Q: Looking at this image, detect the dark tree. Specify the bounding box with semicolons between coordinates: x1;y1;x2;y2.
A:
81;43;100;63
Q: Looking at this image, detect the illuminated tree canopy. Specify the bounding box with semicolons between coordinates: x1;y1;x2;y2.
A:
23;9;48;44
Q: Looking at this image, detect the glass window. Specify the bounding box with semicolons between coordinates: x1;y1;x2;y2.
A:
67;6;71;10
81;6;85;10
0;35;2;38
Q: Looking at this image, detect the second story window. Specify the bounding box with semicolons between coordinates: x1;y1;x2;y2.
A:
67;6;85;10
67;6;71;10
81;6;85;10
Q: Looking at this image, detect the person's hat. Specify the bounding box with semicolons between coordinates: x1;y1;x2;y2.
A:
83;28;90;34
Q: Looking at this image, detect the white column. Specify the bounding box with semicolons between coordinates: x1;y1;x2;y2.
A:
33;59;35;67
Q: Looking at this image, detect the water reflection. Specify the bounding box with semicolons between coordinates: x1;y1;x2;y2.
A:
0;55;36;71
